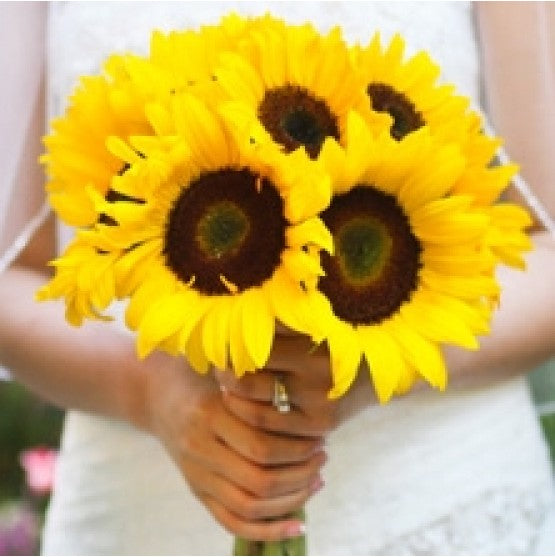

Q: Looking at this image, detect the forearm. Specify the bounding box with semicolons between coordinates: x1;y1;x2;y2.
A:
0;265;149;430
445;231;555;384
477;2;555;213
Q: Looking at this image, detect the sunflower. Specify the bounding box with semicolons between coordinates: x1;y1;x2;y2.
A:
311;113;513;402
42;94;334;376
353;35;519;197
35;237;119;326
41;55;155;228
214;18;387;161
354;33;532;269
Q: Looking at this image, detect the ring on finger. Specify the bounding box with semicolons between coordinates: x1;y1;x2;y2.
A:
272;375;291;413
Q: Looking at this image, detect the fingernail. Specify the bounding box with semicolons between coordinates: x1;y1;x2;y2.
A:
309;476;325;494
317;450;328;464
284;522;305;538
219;384;227;394
312;439;326;455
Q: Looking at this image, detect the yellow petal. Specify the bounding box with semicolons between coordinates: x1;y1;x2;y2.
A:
389;316;447;391
283;171;331;224
125;267;176;331
145;102;174;135
185;321;210;374
358;324;405;403
137;291;192;359
400;291;479;350
215;51;264;106
281;248;324;282
327;320;362;399
201;295;233;371
241;288;275;369
286;217;334;254
420;268;500;300
114;239;163;298
173;94;232;168
229;295;256;377
266;269;332;342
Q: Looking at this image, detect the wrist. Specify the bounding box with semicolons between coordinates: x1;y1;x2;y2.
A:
132;349;219;436
107;336;153;433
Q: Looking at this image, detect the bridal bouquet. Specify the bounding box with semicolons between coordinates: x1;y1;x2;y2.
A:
37;13;531;555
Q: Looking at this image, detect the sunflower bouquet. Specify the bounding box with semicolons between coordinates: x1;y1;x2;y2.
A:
37;13;531;556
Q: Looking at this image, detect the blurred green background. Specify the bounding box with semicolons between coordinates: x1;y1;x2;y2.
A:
529;358;555;464
0;382;63;503
0;359;554;554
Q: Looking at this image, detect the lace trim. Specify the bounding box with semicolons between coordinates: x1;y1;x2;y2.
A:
378;486;553;555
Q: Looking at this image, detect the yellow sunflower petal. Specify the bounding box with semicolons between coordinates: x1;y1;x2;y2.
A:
229;294;257;377
419;268;500;300
327;321;362;399
137;290;193;359
114;239;163;298
286;217;334;254
201;295;233;371
281;248;325;283
358;325;405;404
173;94;234;168
389;316;447;391
125;267;176;331
400;291;479;350
241;288;275;369
185;321;210;374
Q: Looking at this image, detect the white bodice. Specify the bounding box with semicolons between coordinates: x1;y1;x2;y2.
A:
43;3;554;555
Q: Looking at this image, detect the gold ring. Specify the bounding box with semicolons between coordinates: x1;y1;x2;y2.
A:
273;376;291;413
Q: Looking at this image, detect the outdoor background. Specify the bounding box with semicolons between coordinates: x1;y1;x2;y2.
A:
0;360;554;554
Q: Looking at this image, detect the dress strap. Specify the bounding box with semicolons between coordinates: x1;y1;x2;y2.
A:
0;202;51;274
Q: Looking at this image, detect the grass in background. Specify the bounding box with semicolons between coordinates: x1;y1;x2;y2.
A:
529;358;555;466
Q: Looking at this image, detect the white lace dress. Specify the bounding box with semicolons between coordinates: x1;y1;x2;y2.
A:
42;2;555;555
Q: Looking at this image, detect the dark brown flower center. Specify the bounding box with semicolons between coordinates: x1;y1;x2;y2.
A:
164;168;287;295
367;83;425;140
258;85;340;159
318;185;422;325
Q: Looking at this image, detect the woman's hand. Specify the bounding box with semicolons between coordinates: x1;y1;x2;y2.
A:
141;350;326;542
216;334;345;439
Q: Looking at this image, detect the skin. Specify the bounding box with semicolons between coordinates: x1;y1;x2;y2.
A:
1;0;554;544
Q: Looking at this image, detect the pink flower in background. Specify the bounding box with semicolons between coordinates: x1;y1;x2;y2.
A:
19;447;57;497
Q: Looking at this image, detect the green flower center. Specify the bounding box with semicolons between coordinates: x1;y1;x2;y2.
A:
337;217;392;285
367;82;425;140
165;168;287;295
258;85;340;159
319;185;422;325
196;202;248;259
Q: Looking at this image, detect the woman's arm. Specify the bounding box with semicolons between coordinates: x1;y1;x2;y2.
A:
1;265;325;541
476;1;555;214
